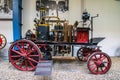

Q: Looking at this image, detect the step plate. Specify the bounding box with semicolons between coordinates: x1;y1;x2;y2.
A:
35;60;53;76
52;56;76;60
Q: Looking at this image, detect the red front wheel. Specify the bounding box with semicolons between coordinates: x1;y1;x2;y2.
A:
9;39;41;71
87;52;111;74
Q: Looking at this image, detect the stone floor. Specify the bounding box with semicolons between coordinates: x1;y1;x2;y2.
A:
0;56;120;80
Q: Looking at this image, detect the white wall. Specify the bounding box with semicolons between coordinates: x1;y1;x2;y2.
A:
22;0;36;37
85;0;120;56
0;21;13;43
69;0;82;24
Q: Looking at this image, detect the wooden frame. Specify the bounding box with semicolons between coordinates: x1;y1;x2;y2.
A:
0;0;12;20
36;0;69;20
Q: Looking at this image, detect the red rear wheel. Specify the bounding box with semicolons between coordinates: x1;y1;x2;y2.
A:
87;52;111;74
0;34;7;49
9;39;41;71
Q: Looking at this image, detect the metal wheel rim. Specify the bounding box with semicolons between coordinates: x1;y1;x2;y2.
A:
0;34;7;49
87;52;111;74
9;39;41;71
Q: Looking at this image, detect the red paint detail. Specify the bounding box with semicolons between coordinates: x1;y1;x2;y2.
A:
0;38;2;46
77;28;89;43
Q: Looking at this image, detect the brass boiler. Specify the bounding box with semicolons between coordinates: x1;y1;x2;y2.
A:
64;22;73;42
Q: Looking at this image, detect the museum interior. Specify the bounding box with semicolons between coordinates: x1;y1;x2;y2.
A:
0;0;120;80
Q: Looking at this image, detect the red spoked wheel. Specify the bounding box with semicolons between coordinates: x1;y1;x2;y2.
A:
87;52;111;74
77;47;91;61
9;39;41;71
0;34;7;49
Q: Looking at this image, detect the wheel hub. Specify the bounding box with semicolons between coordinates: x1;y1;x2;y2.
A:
95;60;105;67
99;62;105;67
20;49;28;57
22;53;27;57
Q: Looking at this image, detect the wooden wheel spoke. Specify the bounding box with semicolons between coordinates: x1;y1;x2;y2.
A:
0;44;3;46
1;40;4;42
0;46;2;48
19;43;25;50
78;53;82;56
29;54;39;57
91;65;97;71
25;60;28;70
100;67;104;72
96;66;99;72
28;60;35;68
89;63;95;66
21;42;25;49
28;57;38;64
13;58;23;64
2;42;6;44
100;56;106;61
100;54;103;58
27;49;36;55
19;60;24;68
98;54;102;60
11;55;21;58
11;49;24;56
28;44;33;49
90;58;97;63
94;55;98;60
16;43;23;51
